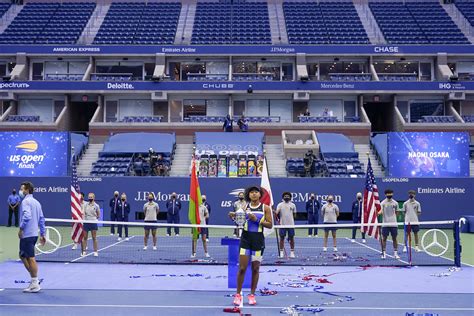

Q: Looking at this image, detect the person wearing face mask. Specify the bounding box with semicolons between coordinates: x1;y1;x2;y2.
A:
82;193;100;257
192;199;210;258
402;190;422;253
166;192;182;236
321;195;339;252
143;193;159;250
378;189;401;260
276;192;297;258
232;191;247;237
7;188;21;227
117;193;130;241
305;193;320;237
109;191;120;236
351;192;366;243
18;181;46;293
202;195;211;241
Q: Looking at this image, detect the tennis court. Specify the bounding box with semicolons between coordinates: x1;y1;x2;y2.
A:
1;220;473;316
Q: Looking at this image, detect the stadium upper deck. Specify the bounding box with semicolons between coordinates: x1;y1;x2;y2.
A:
0;0;473;143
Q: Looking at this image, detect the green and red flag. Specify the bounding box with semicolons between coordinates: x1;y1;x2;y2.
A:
188;158;202;239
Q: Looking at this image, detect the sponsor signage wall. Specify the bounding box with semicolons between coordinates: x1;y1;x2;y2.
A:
0;177;472;225
0;132;69;177
0;81;472;92
1;45;473;55
388;132;470;178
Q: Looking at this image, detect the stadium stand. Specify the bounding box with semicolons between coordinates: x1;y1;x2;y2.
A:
0;2;10;18
463;115;474;123
94;2;180;45
0;2;60;44
71;133;88;162
120;116;163;123
369;1;468;44
183;116;279;123
36;2;96;44
283;1;368;45
191;1;271;45
418;116;457;123
298;116;339;123
409;102;444;123
90;133;175;177
456;0;474;26
370;133;388;170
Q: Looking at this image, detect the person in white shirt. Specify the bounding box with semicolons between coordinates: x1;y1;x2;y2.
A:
378;189;401;259
192;202;209;258
402;190;422;253
81;193;100;257
143;193;160;250
275;192;297;258
321;195;339;252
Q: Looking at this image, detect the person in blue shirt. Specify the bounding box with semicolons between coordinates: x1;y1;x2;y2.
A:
109;191;120;235
351;192;366;243
166;192;182;236
305;193;320;237
237;115;249;132
117;193;131;241
8;188;21;227
223;114;233;132
18;181;46;293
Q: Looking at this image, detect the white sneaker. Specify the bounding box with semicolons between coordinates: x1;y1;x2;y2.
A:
125;237;129;241
289;251;295;258
314;235;318;238
381;252;386;259
403;246;407;253
117;237;122;241
191;253;196;258
153;246;157;251
394;252;400;259
362;239;366;243
71;244;77;250
86;246;88;250
206;238;209;242
143;246;148;250
93;252;98;257
333;247;338;252
308;235;312;238
110;233;114;236
166;234;170;237
323;247;327;252
81;252;86;257
415;246;420;252
23;283;41;293
205;253;210;258
279;251;284;258
175;234;180;237
351;239;355;243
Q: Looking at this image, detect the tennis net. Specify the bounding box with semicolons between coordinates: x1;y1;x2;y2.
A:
35;218;461;266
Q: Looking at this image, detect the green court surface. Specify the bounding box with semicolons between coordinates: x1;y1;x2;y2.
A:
1;226;473;265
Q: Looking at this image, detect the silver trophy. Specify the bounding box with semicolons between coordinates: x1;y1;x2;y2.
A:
234;208;246;237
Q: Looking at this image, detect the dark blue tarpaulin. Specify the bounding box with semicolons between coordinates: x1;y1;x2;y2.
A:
372;134;388;168
316;133;358;158
101;133;175;155
71;133;88;159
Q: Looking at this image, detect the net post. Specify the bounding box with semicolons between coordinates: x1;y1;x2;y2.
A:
454;220;461;267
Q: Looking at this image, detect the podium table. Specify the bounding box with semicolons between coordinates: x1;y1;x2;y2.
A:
221;237;251;288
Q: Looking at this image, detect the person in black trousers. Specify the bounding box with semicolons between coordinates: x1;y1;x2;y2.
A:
7;188;21;227
117;193;130;241
305;193;320;237
109;191;120;235
351;192;366;243
166;192;182;236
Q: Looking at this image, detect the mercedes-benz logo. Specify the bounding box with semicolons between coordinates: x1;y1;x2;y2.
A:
421;229;449;257
35;226;62;254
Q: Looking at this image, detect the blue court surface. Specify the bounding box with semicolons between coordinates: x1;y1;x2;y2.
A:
1;260;473;315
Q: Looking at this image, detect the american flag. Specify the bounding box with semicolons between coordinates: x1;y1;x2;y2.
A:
71;157;83;243
362;158;381;239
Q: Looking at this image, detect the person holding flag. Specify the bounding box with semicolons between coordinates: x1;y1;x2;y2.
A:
191;200;210;258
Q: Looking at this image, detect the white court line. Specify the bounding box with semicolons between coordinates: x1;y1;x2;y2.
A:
0;303;472;311
66;236;135;264
345;237;410;264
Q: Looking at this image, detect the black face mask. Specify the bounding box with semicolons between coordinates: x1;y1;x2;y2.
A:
357;197;362;201
239;197;244;200
284;197;291;202
386;195;393;199
121;198;125;201
114;194;118;197
172;195;176;199
310;196;315;200
12;191;16;195
88;198;93;202
409;195;415;199
327;199;333;203
148;198;153;202
202;199;206;202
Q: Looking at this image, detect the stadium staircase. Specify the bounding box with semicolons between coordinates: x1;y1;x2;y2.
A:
353;2;386;44
77;143;104;176
174;0;196;45
77;3;111;45
442;2;474;44
168;143;194;177
354;144;385;178
264;144;287;178
0;3;23;34
268;0;288;44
